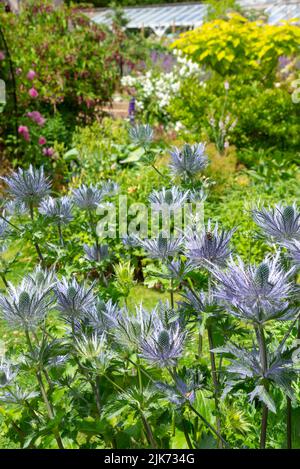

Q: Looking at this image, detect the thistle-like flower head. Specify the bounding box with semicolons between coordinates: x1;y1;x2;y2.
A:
2;165;51;207
169;143;208;179
85;299;121;333
83;243;109;262
140;322;186;367
55;277;96;321
0;271;55;330
75;333;113;373
129;124;153;146
185;220;234;267
135;232;183;260
72;184;103;211
39;196;73;225
212;253;296;324
149;187;189;212
252;203;300;242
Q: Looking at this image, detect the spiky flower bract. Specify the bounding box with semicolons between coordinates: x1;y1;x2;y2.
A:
212;254;296;324
0;272;55;330
72;184;103;211
169;143;208;180
55;277;96;322
140;321;186;367
129;124;153;146
75;333;114;373
83;244;109;262
2;165;51;208
135;232;183;260
149;187;189;212
0;217;10;239
252;203;300;242
185;220;234;267
39;196;73;225
283;239;300;268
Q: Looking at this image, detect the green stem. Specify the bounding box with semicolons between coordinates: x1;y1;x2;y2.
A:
256;324;269;449
140;411;157;448
287;396;292;449
57;222;64;247
182;414;193;449
29;203;44;264
24;329;64;449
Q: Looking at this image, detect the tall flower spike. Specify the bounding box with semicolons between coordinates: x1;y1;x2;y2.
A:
72;184;103;211
39;196;73;225
140;322;186;367
0;273;55;330
185;220;235;267
135;232;183;260
211;253;296;324
86;299;121;333
149;187;189;212
129;124;153;146
55;277;96;322
1;165;51;208
169;143;208;180
252;203;300;242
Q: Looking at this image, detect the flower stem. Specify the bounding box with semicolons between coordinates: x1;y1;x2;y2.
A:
287;396;292;449
255;324;269;449
29;203;44;264
24;329;64;449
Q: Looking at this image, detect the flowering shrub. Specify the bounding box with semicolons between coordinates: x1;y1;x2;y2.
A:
0;0;120;163
121;50;205;127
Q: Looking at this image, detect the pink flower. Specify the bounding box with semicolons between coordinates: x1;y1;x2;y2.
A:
27;111;46;126
15;67;22;75
29;87;39;98
27;70;36;80
0;51;5;61
43;147;54;157
38;136;47;146
18;125;30;142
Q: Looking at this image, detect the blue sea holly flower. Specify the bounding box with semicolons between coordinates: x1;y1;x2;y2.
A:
149;187;189;212
129;124;153;146
83;243;109;262
134;232;183;260
0;273;55;330
39;196;73;225
1;165;51;208
185;220;235;267
252;203;300;242
72;184;104;211
140;322;186;367
55;277;96;322
169;143;208;180
212;253;296;325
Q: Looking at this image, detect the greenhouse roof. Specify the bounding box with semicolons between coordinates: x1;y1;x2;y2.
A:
92;3;208;36
91;1;300;35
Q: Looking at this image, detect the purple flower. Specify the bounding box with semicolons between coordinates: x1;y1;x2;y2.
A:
185;220;235;267
18;125;30;142
43;147;54;157
27;111;46;126
29;88;38;98
169;143;208;180
134;232;183;260
252;203;300;242
212;253;296;324
27;70;36;80
283;240;300;269
140;322;186;367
